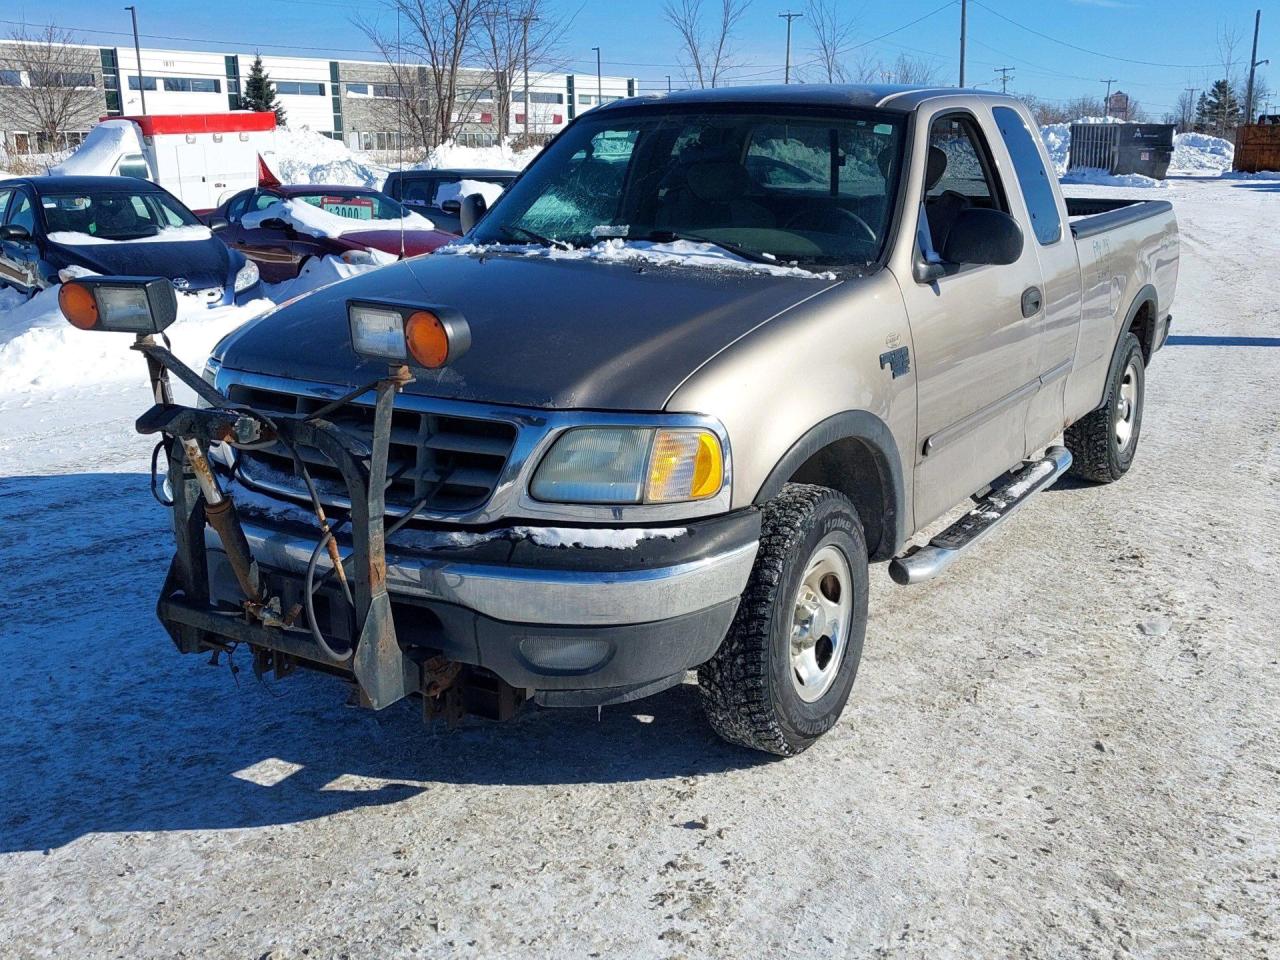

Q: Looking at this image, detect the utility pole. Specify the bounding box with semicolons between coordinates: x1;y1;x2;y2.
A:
1244;9;1265;125
666;74;672;92
518;13;538;139
1102;78;1118;117
779;11;803;84
591;46;602;103
959;0;967;86
994;66;1013;93
124;5;147;114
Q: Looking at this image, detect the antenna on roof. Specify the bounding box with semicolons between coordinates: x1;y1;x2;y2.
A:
397;4;406;261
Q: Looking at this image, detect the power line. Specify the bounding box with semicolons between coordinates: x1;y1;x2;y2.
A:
971;1;1247;69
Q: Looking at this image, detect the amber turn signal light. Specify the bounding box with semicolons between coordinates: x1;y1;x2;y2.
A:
405;311;449;369
59;282;100;330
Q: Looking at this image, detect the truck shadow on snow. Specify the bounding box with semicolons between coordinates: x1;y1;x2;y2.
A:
0;473;768;855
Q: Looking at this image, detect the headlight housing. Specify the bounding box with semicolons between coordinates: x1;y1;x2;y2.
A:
233;259;260;293
530;426;725;505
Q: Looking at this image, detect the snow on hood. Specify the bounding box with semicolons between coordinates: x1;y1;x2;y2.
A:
46;225;214;245
434;178;508;207
438;237;837;280
49;119;145;176
242;198;436;238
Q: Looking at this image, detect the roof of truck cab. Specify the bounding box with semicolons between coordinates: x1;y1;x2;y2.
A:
0;175;167;193
599;83;1020;113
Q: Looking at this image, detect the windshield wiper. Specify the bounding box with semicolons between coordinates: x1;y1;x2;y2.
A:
498;224;575;251
628;230;780;266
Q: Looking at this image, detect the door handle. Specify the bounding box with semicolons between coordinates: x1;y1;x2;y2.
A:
1021;286;1043;318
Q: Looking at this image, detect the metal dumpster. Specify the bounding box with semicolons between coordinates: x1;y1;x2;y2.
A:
1069;123;1176;179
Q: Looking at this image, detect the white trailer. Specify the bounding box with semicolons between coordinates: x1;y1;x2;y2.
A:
51;113;277;212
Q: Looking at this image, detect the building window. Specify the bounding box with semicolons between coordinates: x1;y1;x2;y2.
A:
0;70;21;87
274;80;326;96
162;77;221;93
345;82;369;96
512;91;564;105
128;75;157;91
578;94;594;105
51;71;95;88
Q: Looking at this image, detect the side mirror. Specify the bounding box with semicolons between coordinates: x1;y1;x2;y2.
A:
439;199;462;216
0;224;31;242
459;193;488;233
207;216;229;233
940;208;1024;267
259;217;290;232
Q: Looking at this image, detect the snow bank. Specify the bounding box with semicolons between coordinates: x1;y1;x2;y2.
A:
49;120;145;177
440;237;836;279
1039;121;1236;179
0;252;396;396
242;198;435;238
0;285;273;396
1171;133;1234;175
265;127;387;188
1061;168;1166;189
47;225;214;246
417;139;541;173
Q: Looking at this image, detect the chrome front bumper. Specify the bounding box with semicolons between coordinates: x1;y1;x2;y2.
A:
207;522;759;627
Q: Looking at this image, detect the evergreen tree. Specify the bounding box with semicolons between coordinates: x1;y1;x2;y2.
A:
1195;79;1241;137
241;54;286;126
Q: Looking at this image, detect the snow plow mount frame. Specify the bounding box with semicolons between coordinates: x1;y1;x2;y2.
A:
134;337;419;711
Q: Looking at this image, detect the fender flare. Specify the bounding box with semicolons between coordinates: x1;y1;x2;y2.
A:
754;410;907;561
1115;283;1159;362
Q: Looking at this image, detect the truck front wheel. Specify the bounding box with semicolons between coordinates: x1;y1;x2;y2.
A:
698;484;868;756
1066;332;1146;483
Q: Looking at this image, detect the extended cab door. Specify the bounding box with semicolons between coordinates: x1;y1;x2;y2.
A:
895;108;1046;527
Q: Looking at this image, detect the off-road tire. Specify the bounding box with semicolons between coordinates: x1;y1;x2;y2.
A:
1065;332;1145;483
698;484;869;756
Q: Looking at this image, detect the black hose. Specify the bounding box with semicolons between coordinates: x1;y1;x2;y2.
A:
149;439;174;507
303;527;354;663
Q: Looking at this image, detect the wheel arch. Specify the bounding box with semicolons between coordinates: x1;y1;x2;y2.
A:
754;411;906;562
1121;283;1159;363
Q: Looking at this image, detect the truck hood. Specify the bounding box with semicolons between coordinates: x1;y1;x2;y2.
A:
47;235;235;290
214;251;843;410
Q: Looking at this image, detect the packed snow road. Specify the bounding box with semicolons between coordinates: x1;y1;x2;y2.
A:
1;175;1277;959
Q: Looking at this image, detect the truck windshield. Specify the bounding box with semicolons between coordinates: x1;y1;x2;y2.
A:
39;190;201;241
471;108;906;268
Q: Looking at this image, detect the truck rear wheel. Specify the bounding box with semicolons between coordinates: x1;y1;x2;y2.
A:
1066;332;1145;483
698;484;868;756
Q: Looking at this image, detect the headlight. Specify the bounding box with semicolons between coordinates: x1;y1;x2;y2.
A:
233;259;260;293
530;427;724;505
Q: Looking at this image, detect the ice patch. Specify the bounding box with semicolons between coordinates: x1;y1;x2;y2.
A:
441;238;837;279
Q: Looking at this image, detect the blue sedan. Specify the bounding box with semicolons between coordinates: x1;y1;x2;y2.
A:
0;175;261;305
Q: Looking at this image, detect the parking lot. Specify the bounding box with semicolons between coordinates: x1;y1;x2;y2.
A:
1;175;1277;959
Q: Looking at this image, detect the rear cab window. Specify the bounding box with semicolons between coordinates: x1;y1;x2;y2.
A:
992;105;1062;245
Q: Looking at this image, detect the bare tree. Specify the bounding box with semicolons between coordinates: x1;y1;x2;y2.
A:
805;0;855;83
663;0;751;89
1175;88;1197;132
356;0;486;150
475;0;570;140
0;25;101;155
848;52;938;85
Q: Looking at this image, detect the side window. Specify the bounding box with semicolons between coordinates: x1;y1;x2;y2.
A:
225;192;251;222
117;154;150;180
7;192;35;232
920;113;1007;257
0;189;12;223
993;106;1062;245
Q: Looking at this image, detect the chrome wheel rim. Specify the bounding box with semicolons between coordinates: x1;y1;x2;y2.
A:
790;544;853;703
1115;360;1139;450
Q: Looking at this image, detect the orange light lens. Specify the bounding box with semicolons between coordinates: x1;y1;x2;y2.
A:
59;282;99;330
404;310;449;368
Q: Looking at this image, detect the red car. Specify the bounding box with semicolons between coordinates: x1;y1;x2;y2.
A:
207;184;455;282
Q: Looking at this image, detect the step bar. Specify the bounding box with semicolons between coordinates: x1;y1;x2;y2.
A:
889;446;1072;586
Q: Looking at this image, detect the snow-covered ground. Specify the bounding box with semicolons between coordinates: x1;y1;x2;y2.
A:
1;176;1279;958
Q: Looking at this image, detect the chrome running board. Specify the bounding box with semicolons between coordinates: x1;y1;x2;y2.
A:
889;445;1072;586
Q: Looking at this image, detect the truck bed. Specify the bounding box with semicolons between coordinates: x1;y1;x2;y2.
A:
1065;196;1174;239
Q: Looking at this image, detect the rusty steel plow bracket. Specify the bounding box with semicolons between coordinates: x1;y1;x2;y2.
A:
137;374;414;711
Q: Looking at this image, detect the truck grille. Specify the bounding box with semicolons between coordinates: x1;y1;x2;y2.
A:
227;383;518;515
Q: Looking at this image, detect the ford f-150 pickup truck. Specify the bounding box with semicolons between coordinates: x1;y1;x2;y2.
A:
61;85;1177;755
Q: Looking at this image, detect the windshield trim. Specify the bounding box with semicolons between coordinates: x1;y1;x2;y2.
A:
472;102;910;276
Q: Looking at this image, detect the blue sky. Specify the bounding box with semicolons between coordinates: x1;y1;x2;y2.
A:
7;0;1273;118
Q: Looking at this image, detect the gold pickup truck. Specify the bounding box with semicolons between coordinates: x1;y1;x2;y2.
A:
61;85;1177;755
